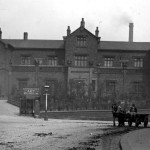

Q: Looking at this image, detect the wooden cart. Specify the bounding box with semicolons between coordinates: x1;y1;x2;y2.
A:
126;113;149;127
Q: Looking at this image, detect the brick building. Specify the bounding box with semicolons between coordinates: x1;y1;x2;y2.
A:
0;18;150;109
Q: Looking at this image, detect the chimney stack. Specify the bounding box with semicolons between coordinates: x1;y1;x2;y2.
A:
80;18;85;28
67;26;71;36
24;32;28;40
129;23;134;42
0;28;2;39
95;27;99;37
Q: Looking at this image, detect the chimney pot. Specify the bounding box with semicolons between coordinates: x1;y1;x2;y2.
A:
80;18;85;28
0;28;2;39
95;27;99;37
24;32;28;40
129;23;134;42
67;26;71;36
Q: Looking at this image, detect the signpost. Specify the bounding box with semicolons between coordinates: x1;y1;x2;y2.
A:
21;88;40;116
23;88;40;96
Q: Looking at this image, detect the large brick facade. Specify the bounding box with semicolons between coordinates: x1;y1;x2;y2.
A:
0;19;150;109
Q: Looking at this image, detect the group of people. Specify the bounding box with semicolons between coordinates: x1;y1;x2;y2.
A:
112;102;137;126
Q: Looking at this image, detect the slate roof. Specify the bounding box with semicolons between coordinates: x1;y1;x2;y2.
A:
2;39;150;51
2;39;64;49
99;41;150;51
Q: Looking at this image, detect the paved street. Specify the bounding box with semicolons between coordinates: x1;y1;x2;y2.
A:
0;100;113;150
1;100;150;150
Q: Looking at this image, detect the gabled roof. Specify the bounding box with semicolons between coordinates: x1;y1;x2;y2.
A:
99;41;150;51
66;26;98;40
2;39;64;49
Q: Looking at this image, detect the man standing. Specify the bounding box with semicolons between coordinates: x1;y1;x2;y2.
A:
130;104;137;121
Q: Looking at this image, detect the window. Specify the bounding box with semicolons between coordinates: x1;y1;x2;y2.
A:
48;56;57;66
21;56;31;65
34;58;43;65
132;81;143;95
92;80;96;92
104;57;114;67
18;79;28;89
121;61;128;68
134;58;143;68
106;80;116;95
77;36;87;47
75;55;87;67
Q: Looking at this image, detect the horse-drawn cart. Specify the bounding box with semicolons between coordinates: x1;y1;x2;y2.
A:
126;113;149;128
113;111;149;128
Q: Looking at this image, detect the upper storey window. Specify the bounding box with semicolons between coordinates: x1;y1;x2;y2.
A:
21;56;31;65
48;56;57;66
77;36;87;47
104;57;114;67
75;55;87;67
34;58;43;65
134;58;143;68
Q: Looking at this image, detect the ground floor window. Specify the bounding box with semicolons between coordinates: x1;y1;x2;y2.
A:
18;79;28;89
106;80;116;95
131;81;144;96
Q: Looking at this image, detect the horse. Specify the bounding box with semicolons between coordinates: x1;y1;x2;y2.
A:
112;103;118;126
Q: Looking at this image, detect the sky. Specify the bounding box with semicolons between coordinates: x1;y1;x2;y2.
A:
0;0;150;42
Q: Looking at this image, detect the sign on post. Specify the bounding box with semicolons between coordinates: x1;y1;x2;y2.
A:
23;88;40;99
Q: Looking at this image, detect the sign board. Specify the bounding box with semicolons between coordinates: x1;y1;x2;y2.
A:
23;88;40;96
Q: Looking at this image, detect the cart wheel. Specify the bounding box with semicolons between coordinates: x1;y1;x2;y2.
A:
144;117;148;128
135;118;139;127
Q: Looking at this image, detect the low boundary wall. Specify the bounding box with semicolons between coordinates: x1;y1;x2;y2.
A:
40;109;150;121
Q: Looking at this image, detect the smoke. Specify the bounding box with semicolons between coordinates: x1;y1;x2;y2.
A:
118;13;133;25
111;12;133;28
101;12;134;41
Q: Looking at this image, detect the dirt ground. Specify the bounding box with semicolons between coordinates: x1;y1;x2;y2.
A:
0;100;135;150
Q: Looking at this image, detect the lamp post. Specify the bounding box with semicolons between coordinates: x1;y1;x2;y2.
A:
34;59;39;87
120;60;128;102
44;85;50;121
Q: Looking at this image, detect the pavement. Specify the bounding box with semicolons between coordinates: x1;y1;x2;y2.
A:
120;127;150;150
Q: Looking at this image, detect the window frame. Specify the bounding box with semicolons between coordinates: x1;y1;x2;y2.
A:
104;57;114;67
21;55;31;65
47;56;58;66
76;36;87;47
34;57;44;65
106;80;116;95
18;79;28;89
74;55;87;67
134;58;143;68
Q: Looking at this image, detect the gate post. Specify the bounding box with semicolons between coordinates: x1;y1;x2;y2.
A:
34;98;40;118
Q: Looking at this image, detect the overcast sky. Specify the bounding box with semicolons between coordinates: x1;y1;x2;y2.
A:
0;0;150;42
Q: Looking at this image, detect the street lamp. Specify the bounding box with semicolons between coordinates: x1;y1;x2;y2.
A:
34;59;39;87
44;85;50;121
120;60;128;102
